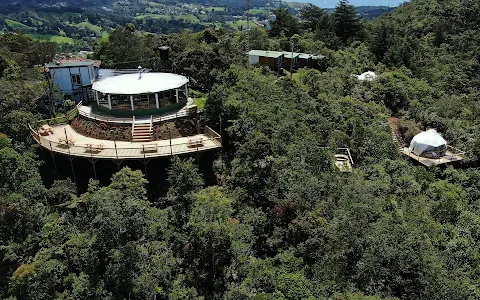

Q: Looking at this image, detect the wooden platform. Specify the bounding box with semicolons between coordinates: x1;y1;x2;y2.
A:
401;147;465;166
30;124;221;160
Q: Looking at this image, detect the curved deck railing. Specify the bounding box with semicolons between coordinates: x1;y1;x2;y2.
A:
29;124;221;160
78;108;189;125
31;101;83;130
78;98;196;125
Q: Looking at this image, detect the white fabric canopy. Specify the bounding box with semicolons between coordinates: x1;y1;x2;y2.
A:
409;129;447;155
93;73;188;95
355;71;378;81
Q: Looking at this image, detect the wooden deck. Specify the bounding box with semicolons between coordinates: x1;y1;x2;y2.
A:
401;147;465;166
30;124;221;160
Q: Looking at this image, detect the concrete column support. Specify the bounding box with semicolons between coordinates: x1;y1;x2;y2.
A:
175;89;179;103
185;84;189;99
155;93;159;108
95;91;99;105
130;95;134;111
108;94;112;110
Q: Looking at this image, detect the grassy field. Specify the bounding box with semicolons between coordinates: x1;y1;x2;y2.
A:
226;20;260;30
194;97;206;110
74;22;103;34
208;7;227;12
135;14;199;22
135;14;170;20
248;8;271;15
201;22;223;29
25;34;75;44
190;90;207;110
5;19;30;30
37;11;83;22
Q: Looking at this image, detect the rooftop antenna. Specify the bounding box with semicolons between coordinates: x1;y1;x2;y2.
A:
138;65;142;79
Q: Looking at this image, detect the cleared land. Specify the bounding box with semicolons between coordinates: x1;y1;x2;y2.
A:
135;14;200;22
25;34;75;44
5;19;30;30
226;20;260;30
73;22;103;34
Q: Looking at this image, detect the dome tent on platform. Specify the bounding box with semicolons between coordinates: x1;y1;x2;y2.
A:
409;129;447;158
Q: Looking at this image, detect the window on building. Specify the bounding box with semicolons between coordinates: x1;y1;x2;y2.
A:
71;74;81;85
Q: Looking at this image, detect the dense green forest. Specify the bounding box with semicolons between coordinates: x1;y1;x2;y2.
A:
1;0;480;299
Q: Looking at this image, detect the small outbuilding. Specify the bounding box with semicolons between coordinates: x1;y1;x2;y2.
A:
401;129;466;166
248;50;284;70
47;59;101;103
409;129;446;158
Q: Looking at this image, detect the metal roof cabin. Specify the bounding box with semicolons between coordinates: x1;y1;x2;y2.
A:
47;60;101;103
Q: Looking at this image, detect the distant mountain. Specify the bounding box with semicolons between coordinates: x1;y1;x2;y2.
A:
0;0;269;9
290;0;408;8
322;5;395;18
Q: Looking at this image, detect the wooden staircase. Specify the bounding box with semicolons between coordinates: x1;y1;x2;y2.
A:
131;116;153;142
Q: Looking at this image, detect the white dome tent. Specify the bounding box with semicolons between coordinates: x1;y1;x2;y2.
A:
409;129;447;158
355;71;378;82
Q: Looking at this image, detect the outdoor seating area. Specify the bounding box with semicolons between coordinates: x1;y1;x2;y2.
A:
39;124;54;136
85;143;105;153
188;137;203;148
58;137;75;146
142;145;158;153
29;123;221;160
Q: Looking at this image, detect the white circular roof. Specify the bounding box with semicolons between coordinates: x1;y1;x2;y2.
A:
409;129;447;155
93;73;188;95
411;129;446;147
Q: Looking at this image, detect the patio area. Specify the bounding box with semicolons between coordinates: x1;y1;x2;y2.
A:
31;124;221;160
401;147;465;167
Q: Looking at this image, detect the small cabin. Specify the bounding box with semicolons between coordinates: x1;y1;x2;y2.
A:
248;50;325;71
248;50;284;70
282;52;300;71
47;59;101;103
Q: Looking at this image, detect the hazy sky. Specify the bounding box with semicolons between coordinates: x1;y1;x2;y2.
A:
291;0;409;8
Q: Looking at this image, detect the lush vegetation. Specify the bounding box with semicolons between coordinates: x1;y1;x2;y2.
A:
1;0;480;299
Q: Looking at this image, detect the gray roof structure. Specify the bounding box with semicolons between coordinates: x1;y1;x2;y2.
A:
248;50;325;60
283;52;300;59
248;50;284;58
46;61;94;68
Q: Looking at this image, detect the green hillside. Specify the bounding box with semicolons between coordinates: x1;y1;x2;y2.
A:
5;19;30;30
25;34;75;44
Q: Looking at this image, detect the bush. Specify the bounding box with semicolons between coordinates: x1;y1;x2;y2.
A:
398;119;420;144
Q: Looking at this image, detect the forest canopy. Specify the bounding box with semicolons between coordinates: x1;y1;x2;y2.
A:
0;0;480;299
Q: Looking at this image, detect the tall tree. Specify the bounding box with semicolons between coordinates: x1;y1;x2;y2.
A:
300;4;329;32
332;0;363;46
269;8;299;38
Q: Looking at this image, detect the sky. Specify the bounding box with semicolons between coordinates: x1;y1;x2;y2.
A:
291;0;409;8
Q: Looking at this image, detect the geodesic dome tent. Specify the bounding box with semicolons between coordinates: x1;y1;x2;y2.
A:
355;71;378;82
409;129;447;158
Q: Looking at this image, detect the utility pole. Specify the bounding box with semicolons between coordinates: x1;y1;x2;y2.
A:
245;0;251;31
290;41;294;79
